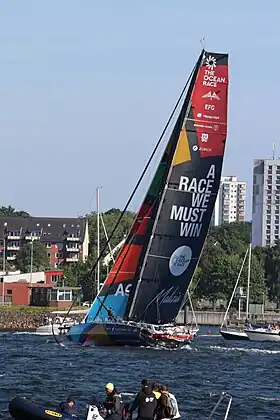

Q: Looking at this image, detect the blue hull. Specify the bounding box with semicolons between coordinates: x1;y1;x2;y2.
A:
67;321;146;346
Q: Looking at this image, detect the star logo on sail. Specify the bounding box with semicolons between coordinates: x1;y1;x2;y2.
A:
202;91;220;101
205;55;216;70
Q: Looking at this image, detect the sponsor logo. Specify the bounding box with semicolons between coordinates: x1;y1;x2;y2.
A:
197;113;220;121
169;245;192;276
204;114;219;120
205;55;216;71
194;123;212;129
200;147;212;152
205;104;215;111
213;124;219;131
201;133;208;142
192;145;198;151
202;91;220;101
45;411;62;418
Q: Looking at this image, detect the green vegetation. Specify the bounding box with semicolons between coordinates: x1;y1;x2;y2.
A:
16;241;50;272
194;222;274;305
0;205;30;217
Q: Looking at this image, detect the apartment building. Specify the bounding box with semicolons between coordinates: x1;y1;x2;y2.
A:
252;158;280;247
0;216;89;268
212;176;246;226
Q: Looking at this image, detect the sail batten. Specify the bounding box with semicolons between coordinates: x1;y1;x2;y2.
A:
128;50;229;324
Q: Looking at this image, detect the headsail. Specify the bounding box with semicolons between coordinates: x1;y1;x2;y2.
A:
127;51;229;324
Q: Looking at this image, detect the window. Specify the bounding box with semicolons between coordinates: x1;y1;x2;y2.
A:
57;290;72;301
47;253;51;258
7;289;12;294
50;290;57;301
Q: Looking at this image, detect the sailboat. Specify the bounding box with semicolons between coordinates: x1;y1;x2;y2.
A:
219;244;251;340
67;48;229;347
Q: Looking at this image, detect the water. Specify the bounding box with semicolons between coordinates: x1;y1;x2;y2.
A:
0;328;280;419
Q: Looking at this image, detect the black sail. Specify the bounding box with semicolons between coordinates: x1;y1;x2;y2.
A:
128;51;229;324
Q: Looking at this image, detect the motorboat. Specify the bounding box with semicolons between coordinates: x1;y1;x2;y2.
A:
219;327;249;341
35;316;76;336
245;326;280;342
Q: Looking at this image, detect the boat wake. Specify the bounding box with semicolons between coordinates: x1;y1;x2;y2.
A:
210;345;280;355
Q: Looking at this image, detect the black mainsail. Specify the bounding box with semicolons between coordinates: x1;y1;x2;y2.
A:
127;51;229;324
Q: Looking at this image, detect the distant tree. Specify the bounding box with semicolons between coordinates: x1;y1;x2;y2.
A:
16;241;49;272
264;241;280;307
0;205;30;217
58;265;78;288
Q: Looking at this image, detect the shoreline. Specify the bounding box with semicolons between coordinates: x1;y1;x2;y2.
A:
0;306;85;331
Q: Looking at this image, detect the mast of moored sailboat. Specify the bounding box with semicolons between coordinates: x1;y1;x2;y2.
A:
246;243;252;319
96;186;101;294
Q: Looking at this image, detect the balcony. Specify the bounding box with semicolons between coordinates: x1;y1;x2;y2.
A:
25;235;40;240
66;236;80;242
66;257;79;262
7;235;21;240
7;246;20;251
66;246;79;252
7;255;16;260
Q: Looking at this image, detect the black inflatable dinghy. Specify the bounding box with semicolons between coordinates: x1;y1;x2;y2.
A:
9;396;131;420
9;397;82;420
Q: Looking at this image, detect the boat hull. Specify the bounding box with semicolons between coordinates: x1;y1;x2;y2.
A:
245;329;280;342
9;397;75;420
67;322;191;347
67;321;146;346
35;325;70;336
219;328;249;341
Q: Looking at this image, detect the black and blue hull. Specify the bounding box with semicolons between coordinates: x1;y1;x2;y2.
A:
67;321;186;348
67;321;147;346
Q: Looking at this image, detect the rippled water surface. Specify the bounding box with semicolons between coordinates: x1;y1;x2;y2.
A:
0;328;280;419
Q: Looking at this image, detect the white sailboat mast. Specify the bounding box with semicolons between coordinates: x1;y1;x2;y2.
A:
96;186;101;294
246;243;252;318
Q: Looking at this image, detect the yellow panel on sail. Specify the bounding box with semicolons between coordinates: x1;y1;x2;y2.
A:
172;127;191;166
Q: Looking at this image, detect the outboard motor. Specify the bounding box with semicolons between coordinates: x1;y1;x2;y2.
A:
86;405;104;420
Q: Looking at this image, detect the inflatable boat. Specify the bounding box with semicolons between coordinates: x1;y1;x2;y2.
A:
9;396;132;420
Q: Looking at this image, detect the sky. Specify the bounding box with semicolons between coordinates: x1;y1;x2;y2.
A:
0;1;279;220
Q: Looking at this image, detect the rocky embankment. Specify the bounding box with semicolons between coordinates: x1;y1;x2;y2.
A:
0;308;85;331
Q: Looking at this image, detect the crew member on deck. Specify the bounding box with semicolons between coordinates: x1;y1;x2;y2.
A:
103;383;121;420
57;396;77;416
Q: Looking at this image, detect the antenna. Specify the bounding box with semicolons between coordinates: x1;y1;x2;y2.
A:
200;37;206;50
273;142;275;159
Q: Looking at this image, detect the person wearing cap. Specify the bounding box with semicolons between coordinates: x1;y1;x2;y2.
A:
57;396;77;416
103;383;121;420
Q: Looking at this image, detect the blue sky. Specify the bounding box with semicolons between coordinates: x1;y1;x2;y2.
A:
0;1;279;219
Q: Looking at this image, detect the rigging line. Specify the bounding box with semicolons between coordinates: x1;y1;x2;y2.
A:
51;51;201;345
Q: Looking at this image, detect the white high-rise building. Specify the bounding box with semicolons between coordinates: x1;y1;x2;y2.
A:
212;176;246;226
252;158;280;247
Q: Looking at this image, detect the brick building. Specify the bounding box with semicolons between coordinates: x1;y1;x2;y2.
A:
0;216;89;268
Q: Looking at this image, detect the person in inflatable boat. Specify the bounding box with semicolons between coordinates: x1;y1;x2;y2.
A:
103;383;122;420
58;396;77;416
